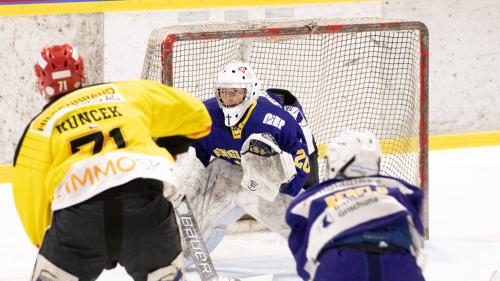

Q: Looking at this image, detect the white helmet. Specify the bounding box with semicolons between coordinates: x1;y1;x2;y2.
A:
215;61;261;127
327;131;382;179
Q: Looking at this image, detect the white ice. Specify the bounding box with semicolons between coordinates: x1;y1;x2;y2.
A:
1;146;499;281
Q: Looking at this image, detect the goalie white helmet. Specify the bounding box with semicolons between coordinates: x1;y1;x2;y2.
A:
327;131;382;179
215;61;261;127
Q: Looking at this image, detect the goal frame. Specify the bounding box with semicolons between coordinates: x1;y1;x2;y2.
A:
144;19;429;237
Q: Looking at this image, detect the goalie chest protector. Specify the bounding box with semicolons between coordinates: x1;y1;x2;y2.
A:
193;96;307;167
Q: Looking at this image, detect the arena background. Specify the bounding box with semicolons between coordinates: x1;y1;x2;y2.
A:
1;0;499;182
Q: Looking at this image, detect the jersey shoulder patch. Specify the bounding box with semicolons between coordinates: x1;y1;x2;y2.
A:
261;101;297;131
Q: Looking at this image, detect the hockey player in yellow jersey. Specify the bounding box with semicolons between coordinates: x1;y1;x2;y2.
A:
12;44;211;281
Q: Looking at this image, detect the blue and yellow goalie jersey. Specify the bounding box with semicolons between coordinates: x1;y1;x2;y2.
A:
12;80;211;247
193;96;310;196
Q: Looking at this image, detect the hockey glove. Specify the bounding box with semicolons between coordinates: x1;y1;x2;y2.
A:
240;133;296;202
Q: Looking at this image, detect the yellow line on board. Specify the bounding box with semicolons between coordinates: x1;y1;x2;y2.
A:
313;131;500;159
306;131;500;158
429;131;500;151
0;0;377;17
2;131;499;184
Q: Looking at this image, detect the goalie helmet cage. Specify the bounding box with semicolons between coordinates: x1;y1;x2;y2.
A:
141;18;429;236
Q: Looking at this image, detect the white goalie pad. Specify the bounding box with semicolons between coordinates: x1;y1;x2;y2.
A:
174;154;292;262
240;133;296;201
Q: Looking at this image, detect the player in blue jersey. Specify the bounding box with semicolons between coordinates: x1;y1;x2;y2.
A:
286;131;426;281
263;87;319;188
175;61;319;262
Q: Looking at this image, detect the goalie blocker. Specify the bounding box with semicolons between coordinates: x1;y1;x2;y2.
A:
240;133;296;201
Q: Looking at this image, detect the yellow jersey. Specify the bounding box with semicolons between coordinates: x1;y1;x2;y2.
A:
12;80;211;247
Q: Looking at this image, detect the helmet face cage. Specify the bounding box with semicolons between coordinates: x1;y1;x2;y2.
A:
216;88;248;108
327;131;382;179
215;61;260;126
34;43;85;100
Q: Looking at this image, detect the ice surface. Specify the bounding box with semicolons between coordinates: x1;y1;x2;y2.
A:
1;146;499;280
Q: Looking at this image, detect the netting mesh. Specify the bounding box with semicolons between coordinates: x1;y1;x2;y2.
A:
141;19;428;188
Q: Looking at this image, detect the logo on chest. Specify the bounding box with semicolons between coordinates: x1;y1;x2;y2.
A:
263;113;285;129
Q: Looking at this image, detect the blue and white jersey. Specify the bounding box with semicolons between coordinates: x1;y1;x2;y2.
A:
264;89;316;155
192;96;311;196
286;175;424;280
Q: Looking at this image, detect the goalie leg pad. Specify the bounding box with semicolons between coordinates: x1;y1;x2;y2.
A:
236;191;293;239
182;159;241;238
175;158;243;261
205;207;246;254
31;254;78;281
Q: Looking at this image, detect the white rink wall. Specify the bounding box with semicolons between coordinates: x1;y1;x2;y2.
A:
104;0;500;136
1;0;500;164
0;14;104;165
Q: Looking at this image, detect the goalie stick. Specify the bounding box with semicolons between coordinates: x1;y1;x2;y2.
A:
176;196;249;281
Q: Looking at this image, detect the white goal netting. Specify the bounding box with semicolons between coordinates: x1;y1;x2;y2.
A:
141;18;429;234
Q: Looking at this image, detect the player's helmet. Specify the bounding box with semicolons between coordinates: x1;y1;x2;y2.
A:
327;131;382;179
34;44;85;100
215;61;261;127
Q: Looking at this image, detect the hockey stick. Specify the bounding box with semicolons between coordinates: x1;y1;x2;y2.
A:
176;196;241;281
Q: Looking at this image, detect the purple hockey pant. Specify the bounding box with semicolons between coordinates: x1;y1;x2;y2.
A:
314;248;425;281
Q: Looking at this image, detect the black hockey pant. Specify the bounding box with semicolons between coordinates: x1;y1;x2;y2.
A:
38;178;182;281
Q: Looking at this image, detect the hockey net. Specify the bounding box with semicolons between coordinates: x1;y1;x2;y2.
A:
141;18;429;234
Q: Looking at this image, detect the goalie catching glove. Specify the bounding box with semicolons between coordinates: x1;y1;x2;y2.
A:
240;133;296;201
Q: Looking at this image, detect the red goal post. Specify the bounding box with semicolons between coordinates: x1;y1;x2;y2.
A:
141;18;429;236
